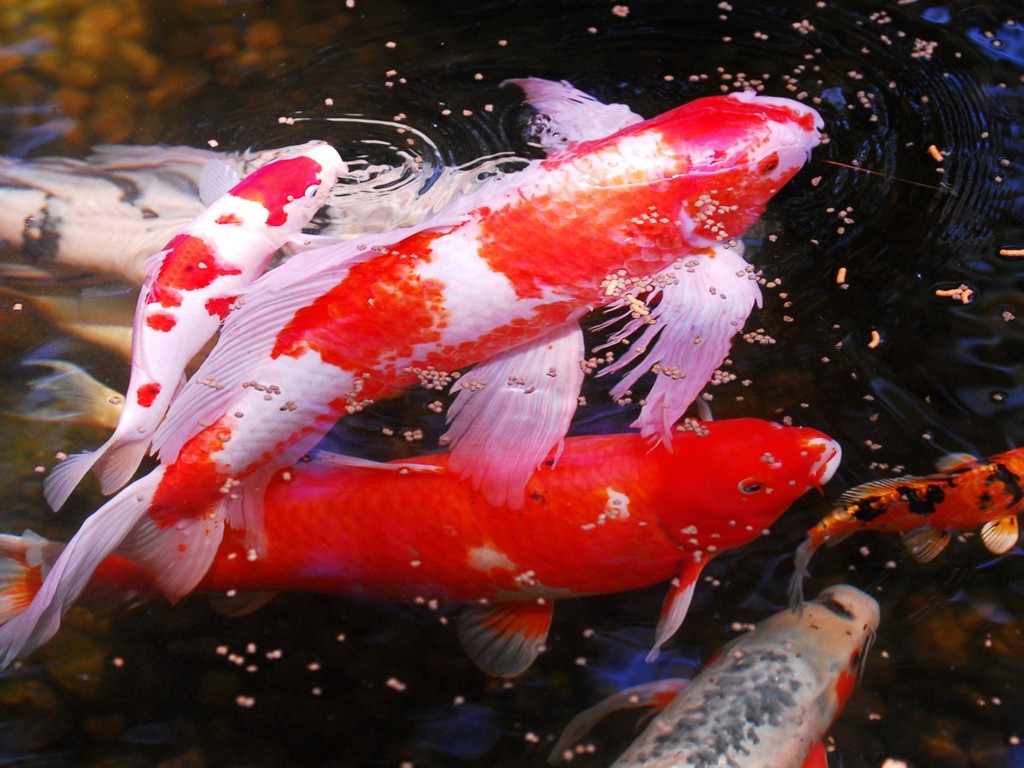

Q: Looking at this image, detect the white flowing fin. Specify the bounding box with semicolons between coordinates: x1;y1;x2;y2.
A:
547;678;689;766
0;466;166;668
442;323;586;509
150;216;465;463
118;494;226;603
457;600;553;678
597;243;761;444
198;159;241;206
646;558;704;663
504;78;643;151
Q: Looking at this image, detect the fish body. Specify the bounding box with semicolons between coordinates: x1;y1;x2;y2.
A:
553;585;879;768
0;419;840;674
0;145;236;282
0;89;822;669
42;141;345;510
791;449;1024;604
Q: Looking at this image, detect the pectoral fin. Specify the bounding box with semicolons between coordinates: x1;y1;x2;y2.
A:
457;600;553;678
900;527;951;563
547;678;688;765
443;323;585;509
981;516;1019;555
801;741;830;768
647;559;704;662
596;243;761;444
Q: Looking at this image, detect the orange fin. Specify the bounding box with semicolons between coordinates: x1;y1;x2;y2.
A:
547;678;688;765
208;590;278;617
900;527;951;563
647;559;704;662
0;531;52;625
457;600;553;678
981;516;1019;555
935;452;979;472
801;741;830;768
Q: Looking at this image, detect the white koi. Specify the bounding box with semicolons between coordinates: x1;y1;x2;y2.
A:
550;585;879;768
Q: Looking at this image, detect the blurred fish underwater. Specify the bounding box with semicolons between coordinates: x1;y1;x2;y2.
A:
0;1;1021;767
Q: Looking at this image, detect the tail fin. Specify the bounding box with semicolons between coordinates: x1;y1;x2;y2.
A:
44;437;149;511
0;530;62;625
15;359;124;431
0;467;166;667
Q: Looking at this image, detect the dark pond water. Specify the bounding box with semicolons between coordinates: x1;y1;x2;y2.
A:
0;0;1022;766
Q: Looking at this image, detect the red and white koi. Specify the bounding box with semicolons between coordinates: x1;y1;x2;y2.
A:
0;419;840;675
0;85;822;668
549;584;879;768
43;141;345;511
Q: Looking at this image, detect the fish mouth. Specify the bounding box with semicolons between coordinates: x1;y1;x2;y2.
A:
807;436;842;486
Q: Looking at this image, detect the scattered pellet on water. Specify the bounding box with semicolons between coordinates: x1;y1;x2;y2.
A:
927;144;944;162
235;695;255;708
999;248;1024;257
386;677;407;692
868;329;882;348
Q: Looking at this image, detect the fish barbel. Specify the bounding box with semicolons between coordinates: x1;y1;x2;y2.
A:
551;584;879;768
0;86;822;668
42;141;346;511
0;419;840;675
790;448;1024;606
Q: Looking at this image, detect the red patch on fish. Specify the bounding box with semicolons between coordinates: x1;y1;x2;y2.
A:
136;382;161;407
146;313;177;332
271;232;450;383
154;234;242;293
215;213;243;226
205;295;236;320
231;155;324;227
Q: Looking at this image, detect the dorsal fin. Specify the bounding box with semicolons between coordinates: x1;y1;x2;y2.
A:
836;476;916;507
935;452;979;473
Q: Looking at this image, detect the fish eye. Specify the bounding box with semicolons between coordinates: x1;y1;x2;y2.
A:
738;478;764;494
304;183;320;198
820;596;854;619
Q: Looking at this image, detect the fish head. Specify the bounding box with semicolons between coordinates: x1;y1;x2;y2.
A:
233;140;346;230
786;584;880;710
648;91;823;244
658;419;841;549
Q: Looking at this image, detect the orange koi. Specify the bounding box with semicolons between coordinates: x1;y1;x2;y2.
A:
791;449;1024;606
0;419;839;675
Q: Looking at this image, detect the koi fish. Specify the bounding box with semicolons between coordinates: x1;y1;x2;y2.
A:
0;419;840;675
790;449;1024;606
550;584;879;768
42;141;346;511
0;136;519;285
0;86;822;669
